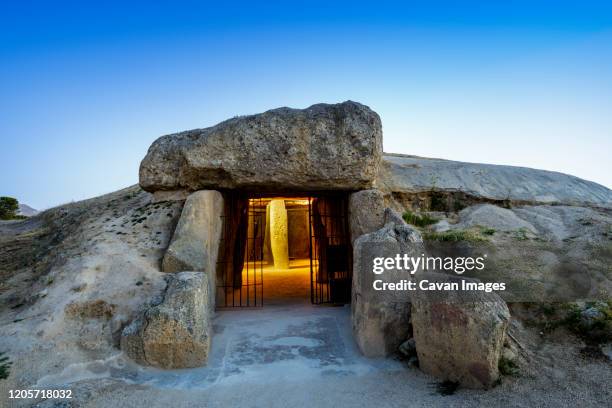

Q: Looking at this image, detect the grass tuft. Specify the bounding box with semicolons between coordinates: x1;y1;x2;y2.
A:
498;356;519;376
402;210;438;227
0;352;11;380
480;227;496;236
423;229;488;243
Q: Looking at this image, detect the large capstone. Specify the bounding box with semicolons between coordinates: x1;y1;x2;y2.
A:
139;101;382;192
411;273;510;389
120;272;212;369
352;209;424;357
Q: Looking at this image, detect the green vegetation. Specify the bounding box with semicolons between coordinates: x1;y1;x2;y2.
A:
402;210;438;227
452;199;467;212
498;356;519;376
0;196;25;220
534;302;612;343
423;229;488;243
565;303;611;340
0;352;11;380
429;191;447;212
424;189;469;212
480;227;496;236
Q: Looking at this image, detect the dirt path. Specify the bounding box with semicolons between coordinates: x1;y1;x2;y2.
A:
25;303;612;408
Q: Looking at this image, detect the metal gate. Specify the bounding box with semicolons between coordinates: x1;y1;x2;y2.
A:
309;195;352;305
216;193;265;307
216;192;351;307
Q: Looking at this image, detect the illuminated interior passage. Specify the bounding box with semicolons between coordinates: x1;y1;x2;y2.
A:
239;258;315;304
217;194;350;308
243;197;314;303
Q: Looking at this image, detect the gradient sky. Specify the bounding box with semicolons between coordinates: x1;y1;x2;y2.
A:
1;1;611;210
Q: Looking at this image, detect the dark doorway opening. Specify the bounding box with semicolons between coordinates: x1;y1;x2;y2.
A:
216;192;352;308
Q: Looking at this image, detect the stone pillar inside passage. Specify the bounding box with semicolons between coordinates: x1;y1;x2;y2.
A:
269;199;289;270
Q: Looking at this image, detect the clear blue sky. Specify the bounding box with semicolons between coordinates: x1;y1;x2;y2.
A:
1;1;611;209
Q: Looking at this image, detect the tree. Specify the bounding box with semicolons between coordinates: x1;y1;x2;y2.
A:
0;196;19;220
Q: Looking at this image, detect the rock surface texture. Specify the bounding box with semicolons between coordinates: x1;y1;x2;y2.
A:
411;273;510;389
454;204;538;233
352;209;424;357
427;203;612;302
348;189;386;244
161;190;223;309
140;101;382;192
121;272;212;369
378;154;612;207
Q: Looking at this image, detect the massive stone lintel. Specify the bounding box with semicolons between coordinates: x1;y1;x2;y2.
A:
139;101;382;192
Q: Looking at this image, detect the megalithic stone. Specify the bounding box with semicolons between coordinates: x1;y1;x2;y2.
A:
269;199;289;270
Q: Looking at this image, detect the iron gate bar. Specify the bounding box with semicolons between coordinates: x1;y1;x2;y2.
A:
309;194;351;305
216;193;263;308
308;196;314;304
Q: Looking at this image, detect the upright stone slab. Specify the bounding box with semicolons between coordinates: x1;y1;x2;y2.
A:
121;272;212;369
411;273;510;389
162;190;223;309
139;101;382;192
352;209;424;357
269;199;289;269
348;189;386;244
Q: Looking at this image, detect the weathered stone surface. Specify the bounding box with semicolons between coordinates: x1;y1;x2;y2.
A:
64;299;116;320
121;272;212;369
426;204;612;303
140;101;382;192
455;204;537;233
352;208;424;357
411;273;510;389
162;190;223;309
378;153;612;208
348;189;386;244
152;189;190;203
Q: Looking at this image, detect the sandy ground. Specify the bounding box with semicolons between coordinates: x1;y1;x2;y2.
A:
7;300;609;408
261;258;312;303
216;258;313;307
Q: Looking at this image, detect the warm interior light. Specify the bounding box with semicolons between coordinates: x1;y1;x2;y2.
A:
241;196;315;302
269;199;289;269
288;199;310;205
